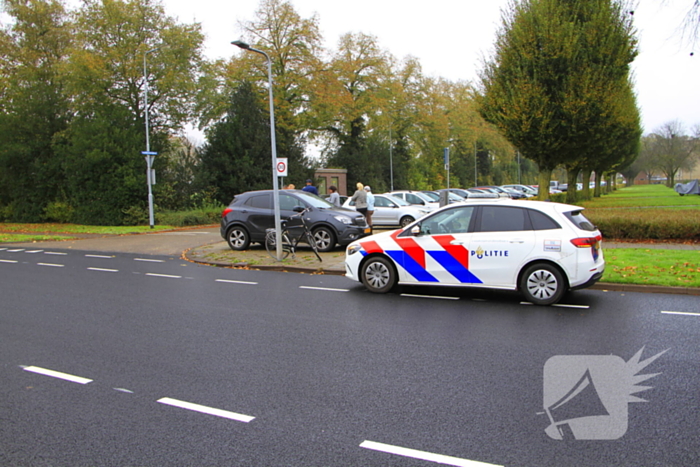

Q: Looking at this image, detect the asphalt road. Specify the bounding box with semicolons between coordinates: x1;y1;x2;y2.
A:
1;246;698;466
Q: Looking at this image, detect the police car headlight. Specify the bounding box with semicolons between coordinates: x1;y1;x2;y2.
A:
334;215;352;224
347;244;362;256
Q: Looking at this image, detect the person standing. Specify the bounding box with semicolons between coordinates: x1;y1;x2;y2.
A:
350;182;368;219
328;185;341;207
302;179;319;196
364;185;375;231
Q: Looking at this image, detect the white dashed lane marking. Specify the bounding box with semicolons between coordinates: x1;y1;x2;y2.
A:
662;310;700;317
85;254;113;259
216;279;258;285
135;258;164;263
38;263;64;268
22;366;93;385
44;251;67;255
0;259;18;263
360;440;503;467
88;268;119;273
145;273;182;279
157;398;255;423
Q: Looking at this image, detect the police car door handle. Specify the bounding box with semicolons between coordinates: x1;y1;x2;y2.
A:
450;240;467;245
510;239;525;243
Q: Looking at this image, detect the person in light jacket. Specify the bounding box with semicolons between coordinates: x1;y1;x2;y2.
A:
364;185;375;231
350;182;368;218
328;185;341;207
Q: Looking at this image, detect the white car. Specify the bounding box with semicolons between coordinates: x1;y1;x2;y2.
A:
345;199;604;305
387;191;440;210
343;193;431;227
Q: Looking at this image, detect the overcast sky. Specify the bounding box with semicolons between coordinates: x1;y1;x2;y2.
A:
165;0;699;138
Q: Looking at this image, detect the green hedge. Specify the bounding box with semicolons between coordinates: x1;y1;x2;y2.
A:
156;206;223;227
585;208;700;240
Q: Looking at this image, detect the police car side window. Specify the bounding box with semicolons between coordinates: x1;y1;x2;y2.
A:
528;209;561;230
478;206;529;232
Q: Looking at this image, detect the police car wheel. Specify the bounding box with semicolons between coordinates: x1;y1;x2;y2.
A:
520;263;565;306
361;256;396;294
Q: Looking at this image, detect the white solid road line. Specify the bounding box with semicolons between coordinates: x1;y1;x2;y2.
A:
216;279;258;285
157;397;255;423
23;366;93;385
360;441;503;467
401;293;461;300
662;310;700;317
88;267;119;273
299;286;349;292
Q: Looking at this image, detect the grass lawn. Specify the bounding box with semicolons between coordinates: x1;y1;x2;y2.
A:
0;223;174;235
602;248;700;287
579;184;700;208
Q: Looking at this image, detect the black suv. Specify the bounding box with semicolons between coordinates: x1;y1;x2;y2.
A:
220;189;370;252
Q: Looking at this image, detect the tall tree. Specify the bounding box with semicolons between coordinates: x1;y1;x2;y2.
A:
0;0;72;221
646;121;699;186
478;0;639;200
196;81;295;204
315;32;390;193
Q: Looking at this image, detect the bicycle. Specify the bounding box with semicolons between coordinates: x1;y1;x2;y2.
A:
265;206;322;262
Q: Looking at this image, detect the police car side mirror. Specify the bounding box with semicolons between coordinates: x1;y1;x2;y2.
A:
410;225;421;236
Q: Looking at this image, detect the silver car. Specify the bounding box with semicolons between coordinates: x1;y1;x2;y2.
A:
343;194;431;227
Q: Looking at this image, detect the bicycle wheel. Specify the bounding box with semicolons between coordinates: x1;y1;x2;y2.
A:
265;229;292;260
304;231;322;262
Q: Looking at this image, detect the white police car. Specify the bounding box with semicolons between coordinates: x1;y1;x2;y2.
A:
344;199;604;305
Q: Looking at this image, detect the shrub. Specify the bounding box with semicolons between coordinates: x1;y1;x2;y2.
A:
122;205;149;226
43;201;74;223
586;208;700;240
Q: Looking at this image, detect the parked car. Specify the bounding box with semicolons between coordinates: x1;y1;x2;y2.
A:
448;188;499;199
502;184;537;197
343;193;430;227
323;194;349;206
422;190;468;204
472;186;512;198
344;198;604;305
221;189;370;252
387;190;440;210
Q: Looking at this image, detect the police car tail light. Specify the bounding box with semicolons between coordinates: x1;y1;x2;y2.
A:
222;208;233;218
570;237;598;248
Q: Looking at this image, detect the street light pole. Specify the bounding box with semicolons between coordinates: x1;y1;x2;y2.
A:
232;40;283;261
143;47;158;229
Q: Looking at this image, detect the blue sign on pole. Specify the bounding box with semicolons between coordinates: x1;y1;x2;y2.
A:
141;151;158;155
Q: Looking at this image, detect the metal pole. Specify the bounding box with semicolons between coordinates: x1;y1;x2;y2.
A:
389;127;394;191
474;141;477;186
144;48;157;229
232;41;282;261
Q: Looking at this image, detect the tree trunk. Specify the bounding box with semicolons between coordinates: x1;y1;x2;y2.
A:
581;168;592;200
566;169;579;204
538;169;552;201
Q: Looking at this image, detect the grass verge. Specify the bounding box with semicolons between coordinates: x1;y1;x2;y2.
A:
602;248;700;287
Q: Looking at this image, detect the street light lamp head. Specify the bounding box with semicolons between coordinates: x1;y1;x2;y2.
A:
231;40;250;50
